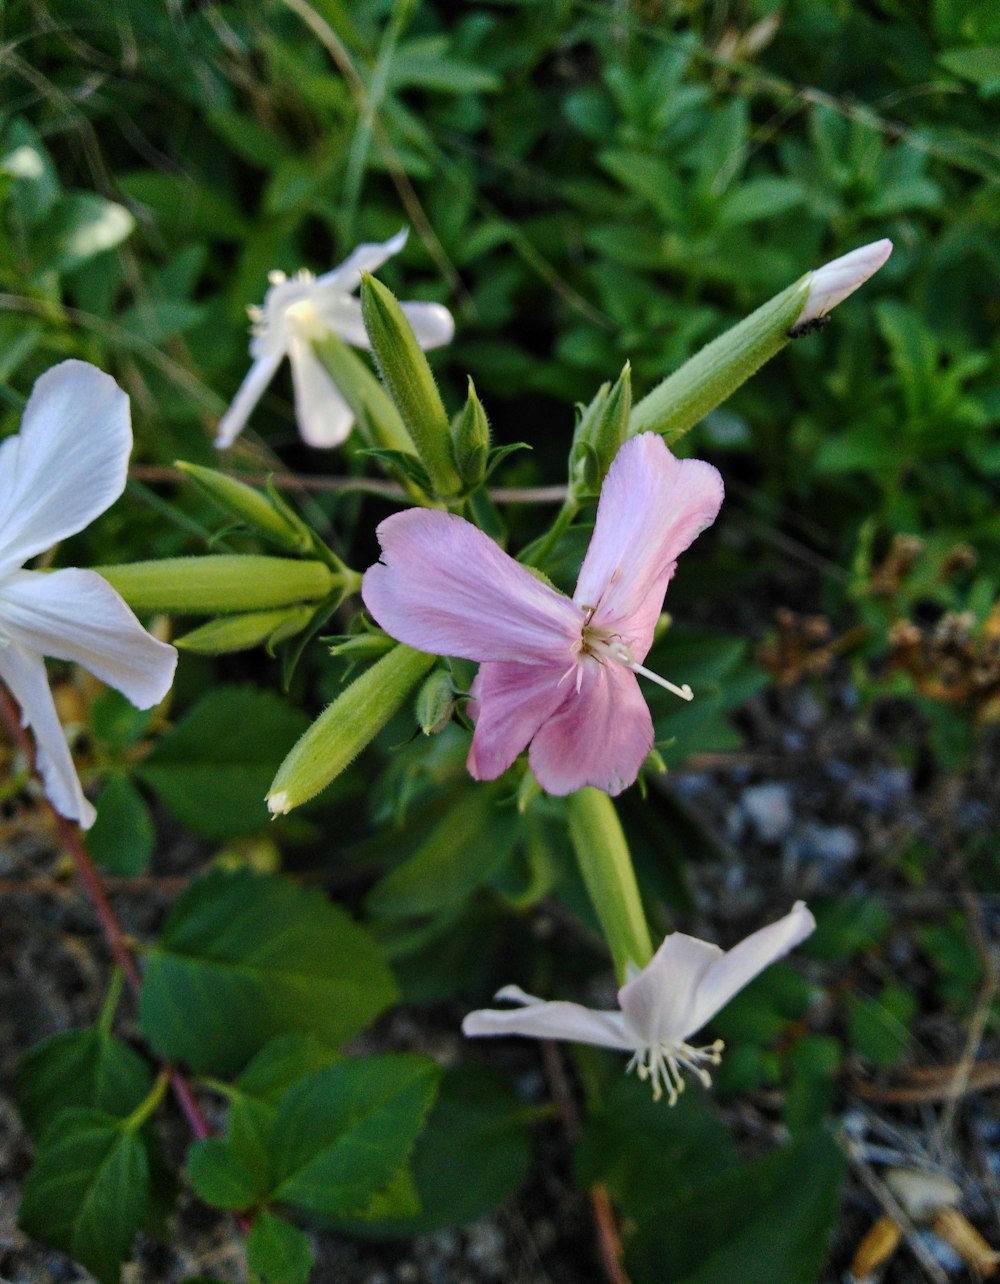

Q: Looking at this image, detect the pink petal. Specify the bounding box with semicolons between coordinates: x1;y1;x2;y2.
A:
686;901;816;1037
363;509;582;664
617;933;723;1046
528;657;653;796
574;434;723;661
467;659;569;781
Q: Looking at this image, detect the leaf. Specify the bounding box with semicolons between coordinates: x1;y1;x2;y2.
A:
577;1077;737;1218
624;1130;846;1284
16;1027;153;1139
86;774;156;876
19;1108;150;1284
136;686;310;838
270;1055;440;1217
938;46;1000;94
140;870;397;1075
341;1066;532;1235
247;1212;314;1284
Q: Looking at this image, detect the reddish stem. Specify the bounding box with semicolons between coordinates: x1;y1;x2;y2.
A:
0;683;217;1161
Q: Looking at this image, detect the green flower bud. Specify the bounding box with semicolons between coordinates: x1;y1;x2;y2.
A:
96;556;336;615
310;331;414;456
267;644;436;814
570;362;631;500
175;462;314;553
451;377;491;489
415;668;456;735
360;273;462;499
175;606;315;655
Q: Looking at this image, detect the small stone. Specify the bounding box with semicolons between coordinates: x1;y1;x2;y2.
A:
796;822;859;865
740;783;794;843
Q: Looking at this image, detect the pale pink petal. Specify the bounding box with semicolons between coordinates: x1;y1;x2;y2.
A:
0;361;131;575
574;434;723;661
528;657;653;796
618;933;723;1046
287;335;355;447
363;509;582;663
467;660;569;781
215;350;284;449
463;985;634;1050
0;641;95;827
685;901;816;1038
799;240;892;324
315;228;409;296
0;569;176;708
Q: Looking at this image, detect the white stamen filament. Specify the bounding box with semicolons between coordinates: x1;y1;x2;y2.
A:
627;1038;725;1104
580;626;694;702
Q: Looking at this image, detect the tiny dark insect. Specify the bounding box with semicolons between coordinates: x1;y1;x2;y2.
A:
786;315;832;339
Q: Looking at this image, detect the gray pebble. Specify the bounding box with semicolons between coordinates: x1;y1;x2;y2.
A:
740;783;794;843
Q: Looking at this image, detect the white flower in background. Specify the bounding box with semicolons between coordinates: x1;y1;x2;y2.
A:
0;361;177;828
215;228;455;450
463;901;815;1103
797;239;893;327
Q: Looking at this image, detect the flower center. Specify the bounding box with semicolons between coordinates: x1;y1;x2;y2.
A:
627;1037;725;1104
580;620;693;702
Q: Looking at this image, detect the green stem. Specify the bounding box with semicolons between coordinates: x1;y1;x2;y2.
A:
566;788;653;982
521;499;579;568
123;1070;169;1133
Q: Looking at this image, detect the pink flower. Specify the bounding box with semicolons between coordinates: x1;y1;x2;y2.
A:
362;433;723;796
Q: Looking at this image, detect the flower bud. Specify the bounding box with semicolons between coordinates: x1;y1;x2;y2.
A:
415;668;456;735
360;272;462;498
796;240;893;329
175;606;314;655
267;644;435;814
175;461;314;553
96;555;336;614
451;378;491;489
310;332;414;455
571;362;631;500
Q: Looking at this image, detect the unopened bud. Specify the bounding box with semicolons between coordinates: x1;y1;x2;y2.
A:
572;363;631;500
96;556;336;615
176;461;314;554
311;333;414;456
415;669;456;735
175;606;314;655
795;239;893;329
451;378;491;488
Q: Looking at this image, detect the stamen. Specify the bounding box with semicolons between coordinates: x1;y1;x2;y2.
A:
627;1038;725;1104
606;641;693;701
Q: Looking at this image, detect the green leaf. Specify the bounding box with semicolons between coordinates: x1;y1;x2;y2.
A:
86;774;156;876
343;1066;532;1234
140;870;397;1075
19;1108;150;1284
137;687;310;838
247;1212;314;1284
938;45;1000;94
625;1130;846;1284
577;1077;737;1218
802;898;892;962
16;1027;153;1139
35;193;135;274
270;1055;439;1217
847;985;916;1067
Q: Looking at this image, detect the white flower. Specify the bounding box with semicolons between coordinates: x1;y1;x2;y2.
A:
215;228;455;450
463;901;815;1102
797;239;893;326
0;361;177;828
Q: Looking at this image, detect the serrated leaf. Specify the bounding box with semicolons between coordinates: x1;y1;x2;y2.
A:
140;871;397;1075
270;1055;439;1217
19;1108;150;1284
247;1211;314;1284
16;1027;153;1139
136;687;310;838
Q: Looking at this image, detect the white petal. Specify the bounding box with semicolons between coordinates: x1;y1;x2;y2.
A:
0;569;176;708
798;239;893;324
215;350;284;449
462;989;634;1050
0;640;95;827
686;902;816;1037
618;933;723;1045
399;301;455;350
287;335;355;448
316;228;409;296
0;361;130;575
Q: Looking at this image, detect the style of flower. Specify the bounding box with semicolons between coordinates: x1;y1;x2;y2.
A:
215;228;454;450
463;901;816;1103
0;361;177;828
797;239;893;326
362;432;723;796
